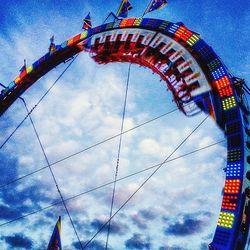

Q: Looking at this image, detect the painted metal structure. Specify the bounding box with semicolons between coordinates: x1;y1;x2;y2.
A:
0;18;249;249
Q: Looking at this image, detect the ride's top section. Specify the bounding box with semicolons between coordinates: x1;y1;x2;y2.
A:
86;24;211;117
0;17;237;130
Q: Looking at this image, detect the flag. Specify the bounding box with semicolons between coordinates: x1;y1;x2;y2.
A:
116;0;133;18
47;217;62;250
145;0;168;14
19;59;26;72
82;13;92;30
49;36;56;53
50;36;54;44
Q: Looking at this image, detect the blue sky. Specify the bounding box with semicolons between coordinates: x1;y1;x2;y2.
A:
0;0;249;250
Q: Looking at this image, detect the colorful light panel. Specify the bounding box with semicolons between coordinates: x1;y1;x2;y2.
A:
222;195;238;210
26;65;33;74
214;76;230;87
226;163;241;178
208;59;222;71
175;26;193;42
159;21;169;30
67;34;81;46
218;86;233;97
227;149;241;162
80;30;88;40
120;18;136;27
134;18;142;26
211;66;227;80
217;212;234;228
186;34;200;46
214;76;233;97
167;23;180;34
222;97;237;110
224;179;241;194
8;81;15;89
19;69;27;79
14;76;21;84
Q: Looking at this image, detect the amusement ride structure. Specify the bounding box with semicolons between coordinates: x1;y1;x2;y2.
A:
0;3;249;250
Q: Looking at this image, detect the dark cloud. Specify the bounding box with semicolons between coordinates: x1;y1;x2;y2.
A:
132;208;157;230
73;240;109;250
125;233;151;249
0;153;18;186
131;214;147;230
70;217;93;237
0;153;56;218
164;215;204;236
162;216;170;223
139;209;157;220
2;233;33;248
0;149;55;205
0;169;59;224
1;182;52;207
0;204;22;220
0;183;55;225
90;218;128;235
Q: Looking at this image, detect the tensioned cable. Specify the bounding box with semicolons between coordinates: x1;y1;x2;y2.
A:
0;139;224;228
105;64;131;250
0;54;79;150
82;114;209;249
0;108;180;190
20;98;84;250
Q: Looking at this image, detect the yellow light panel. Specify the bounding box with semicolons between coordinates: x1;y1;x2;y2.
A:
222;97;237;110
217;212;234;228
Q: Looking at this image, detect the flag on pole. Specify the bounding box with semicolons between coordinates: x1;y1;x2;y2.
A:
47;216;62;250
49;35;56;53
144;0;168;15
50;35;54;44
19;59;26;72
82;13;92;30
116;0;133;18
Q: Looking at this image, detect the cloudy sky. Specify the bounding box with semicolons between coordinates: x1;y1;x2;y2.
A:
0;0;249;249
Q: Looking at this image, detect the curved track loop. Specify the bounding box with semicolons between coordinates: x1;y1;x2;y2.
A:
1;18;249;249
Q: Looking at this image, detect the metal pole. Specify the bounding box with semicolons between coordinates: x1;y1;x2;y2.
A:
142;0;152;17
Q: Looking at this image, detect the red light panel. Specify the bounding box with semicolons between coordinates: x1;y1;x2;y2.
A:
218;86;233;97
224;179;241;194
222;195;238;210
215;76;230;88
214;76;233;97
68;34;81;46
120;18;136;27
19;68;27;79
175;26;193;42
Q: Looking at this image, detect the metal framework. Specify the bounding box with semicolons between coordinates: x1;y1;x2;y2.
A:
0;18;249;249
